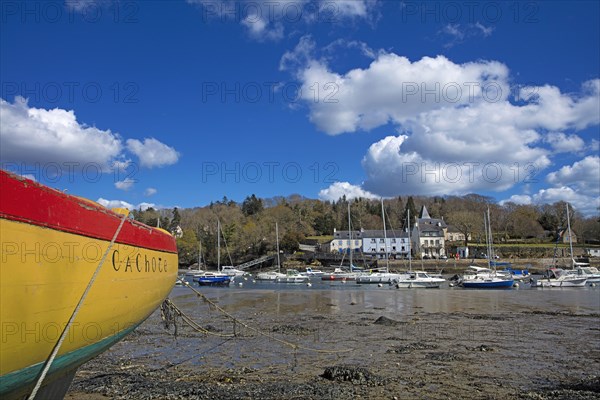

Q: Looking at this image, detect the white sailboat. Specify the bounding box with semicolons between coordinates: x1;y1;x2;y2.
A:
357;200;402;284
393;209;445;288
194;220;231;286
532;204;587;288
274;223;308;283
220;265;246;277
299;267;324;278
276;269;309;283
569;264;600;283
460;208;514;289
256;222;287;281
184;240;206;283
323;203;362;281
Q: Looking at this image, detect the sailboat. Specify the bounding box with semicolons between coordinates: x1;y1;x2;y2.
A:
323;203;362;281
393;209;445;288
184;241;205;283
256;222;287;281
194;220;231;286
532;204;588;288
357;200;402;284
460;207;514;289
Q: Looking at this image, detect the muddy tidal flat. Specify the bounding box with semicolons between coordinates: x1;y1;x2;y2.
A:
67;282;600;399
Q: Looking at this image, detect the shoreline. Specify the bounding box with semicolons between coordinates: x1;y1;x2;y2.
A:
180;256;600;276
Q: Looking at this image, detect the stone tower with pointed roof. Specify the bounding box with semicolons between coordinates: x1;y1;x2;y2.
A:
419;205;431;220
411;205;447;259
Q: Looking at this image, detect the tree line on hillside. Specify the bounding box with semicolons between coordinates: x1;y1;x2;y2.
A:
131;194;600;267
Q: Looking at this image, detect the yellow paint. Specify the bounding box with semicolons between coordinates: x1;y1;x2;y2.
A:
0;218;177;376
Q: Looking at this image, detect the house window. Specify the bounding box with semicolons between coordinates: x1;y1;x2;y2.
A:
355;240;360;245
391;238;396;243
436;240;440;245
379;238;384;243
338;240;343;246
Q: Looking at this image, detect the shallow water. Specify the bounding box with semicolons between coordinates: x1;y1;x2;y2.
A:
186;278;600;315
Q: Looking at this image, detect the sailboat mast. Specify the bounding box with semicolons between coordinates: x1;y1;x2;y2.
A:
488;207;495;262
484;207;496;271
217;220;221;272
407;209;412;271
276;222;281;273
198;240;202;271
484;210;490;269
348;203;352;272
381;199;389;272
566;203;574;267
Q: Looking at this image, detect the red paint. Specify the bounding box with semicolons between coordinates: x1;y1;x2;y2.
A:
0;171;177;253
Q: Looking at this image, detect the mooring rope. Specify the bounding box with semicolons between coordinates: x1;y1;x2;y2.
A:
28;212;129;400
161;299;235;338
173;278;352;354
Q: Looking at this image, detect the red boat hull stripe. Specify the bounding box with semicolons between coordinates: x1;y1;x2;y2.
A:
0;171;177;253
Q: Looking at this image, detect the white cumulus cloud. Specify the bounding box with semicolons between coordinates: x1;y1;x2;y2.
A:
284;40;599;207
318;181;378;201
97;198;157;211
0;97;180;174
502;155;600;217
544;132;585;153
0;97;122;169
144;187;158;197
97;198;135;210
546;156;600;193
126;138;180;168
115;178;135;191
500;195;533;206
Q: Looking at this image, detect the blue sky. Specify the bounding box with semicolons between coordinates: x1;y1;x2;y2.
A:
1;1;599;216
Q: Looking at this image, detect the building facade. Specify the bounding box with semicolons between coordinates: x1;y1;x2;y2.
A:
329;228;363;254
411;205;447;259
361;230;411;259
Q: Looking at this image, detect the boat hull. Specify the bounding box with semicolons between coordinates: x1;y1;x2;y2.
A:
532;278;588;288
0;171;177;399
395;279;444;289
321;273;358;281
357;273;402;284
275;277;309;283
462;279;514;289
194;276;231;285
255;272;286;281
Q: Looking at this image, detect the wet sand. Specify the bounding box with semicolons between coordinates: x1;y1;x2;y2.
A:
67;282;600;399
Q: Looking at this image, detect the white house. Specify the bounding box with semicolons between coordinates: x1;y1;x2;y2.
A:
361;230;411;259
329;228;363;255
412;205;447;259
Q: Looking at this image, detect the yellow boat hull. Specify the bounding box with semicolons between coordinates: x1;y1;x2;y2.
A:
0;171;177;398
